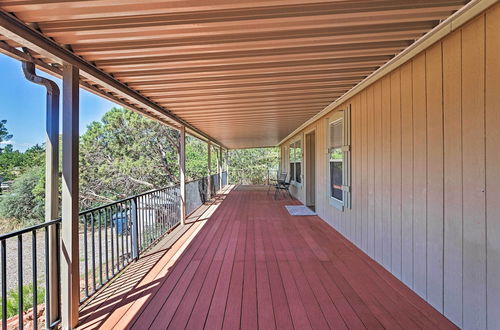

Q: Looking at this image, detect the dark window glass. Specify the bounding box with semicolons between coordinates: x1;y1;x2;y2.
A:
330;161;343;201
295;163;301;183
290;163;295;182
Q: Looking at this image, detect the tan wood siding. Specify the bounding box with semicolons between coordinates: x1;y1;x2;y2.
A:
485;4;500;329
280;4;500;328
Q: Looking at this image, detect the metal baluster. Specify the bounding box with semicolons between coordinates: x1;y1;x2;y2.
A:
17;235;23;330
98;210;103;287
1;239;7;330
138;196;142;254
120;203;125;268
55;222;61;323
115;204;120;271
104;207;109;281
109;206;115;276
125;201;130;263
32;230;38;330
146;195;151;246
44;228;50;330
83;214;89;298
91;213;96;293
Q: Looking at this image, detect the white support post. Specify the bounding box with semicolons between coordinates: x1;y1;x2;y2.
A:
179;126;186;225
218;146;222;190
225;149;229;184
207;141;212;199
61;63;80;329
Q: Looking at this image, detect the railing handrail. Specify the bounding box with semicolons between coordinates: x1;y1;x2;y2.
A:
79;173;227;216
0;172;230;240
0;218;61;241
79;184;180;215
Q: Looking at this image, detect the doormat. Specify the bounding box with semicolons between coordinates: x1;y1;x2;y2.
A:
285;205;317;216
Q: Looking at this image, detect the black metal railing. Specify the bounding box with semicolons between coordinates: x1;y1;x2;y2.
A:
0;219;61;330
210;173;220;196
229;168;278;185
0;173;228;328
79;184;180;302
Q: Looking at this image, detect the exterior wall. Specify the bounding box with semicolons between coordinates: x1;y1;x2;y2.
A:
280;5;500;329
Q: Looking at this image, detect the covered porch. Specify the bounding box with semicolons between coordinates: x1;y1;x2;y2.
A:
77;186;455;329
1;0;499;328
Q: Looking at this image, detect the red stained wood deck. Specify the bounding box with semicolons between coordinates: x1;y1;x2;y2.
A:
77;185;457;329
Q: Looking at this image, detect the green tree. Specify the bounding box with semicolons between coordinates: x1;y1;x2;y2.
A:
185;135;208;180
79;107;181;208
0;166;45;227
0;120;13;153
228;147;280;184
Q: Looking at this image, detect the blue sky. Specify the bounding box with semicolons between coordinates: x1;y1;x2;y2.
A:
0;53;118;151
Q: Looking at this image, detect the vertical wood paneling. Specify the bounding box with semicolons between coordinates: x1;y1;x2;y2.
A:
361;90;368;253
373;81;383;264
352;94;361;242
461;16;486;330
412;53;427;298
281;5;499;327
485;6;500;328
390;69;402;280
400;61;414;287
381;76;392;270
425;42;444;312
357;91;365;247
367;87;375;258
442;30;463;327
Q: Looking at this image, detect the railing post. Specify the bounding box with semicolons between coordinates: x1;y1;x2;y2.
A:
179;126;186;225
207;141;212;199
218;147;222;190
61;63;80;329
131;197;139;260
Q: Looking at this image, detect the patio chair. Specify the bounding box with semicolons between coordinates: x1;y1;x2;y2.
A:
268;172;287;194
274;174;293;200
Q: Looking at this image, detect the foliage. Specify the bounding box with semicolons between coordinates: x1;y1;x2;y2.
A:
79;107;181;209
185;135;208;180
0;283;45;319
0;119;13;153
0;144;44;182
228;147;280;184
0;166;45;226
79;107;212;209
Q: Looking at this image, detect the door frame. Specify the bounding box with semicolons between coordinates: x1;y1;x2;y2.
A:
304;128;316;207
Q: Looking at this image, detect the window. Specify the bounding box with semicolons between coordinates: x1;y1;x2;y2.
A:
289;140;302;183
329;120;343;201
328;106;351;210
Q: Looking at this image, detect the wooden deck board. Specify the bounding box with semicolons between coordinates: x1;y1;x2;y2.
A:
77;186;458;329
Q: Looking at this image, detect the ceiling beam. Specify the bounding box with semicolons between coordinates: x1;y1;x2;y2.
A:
0;9;226;148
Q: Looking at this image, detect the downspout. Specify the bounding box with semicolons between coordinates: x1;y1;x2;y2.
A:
22;61;60;325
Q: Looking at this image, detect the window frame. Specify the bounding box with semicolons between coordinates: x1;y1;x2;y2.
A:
327;106;351;211
289;138;303;185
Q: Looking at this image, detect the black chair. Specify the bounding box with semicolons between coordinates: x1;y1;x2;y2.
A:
274;174;292;200
268;172;286;194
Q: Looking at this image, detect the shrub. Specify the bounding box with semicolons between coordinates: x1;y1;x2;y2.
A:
0;283;45;319
0;166;45;227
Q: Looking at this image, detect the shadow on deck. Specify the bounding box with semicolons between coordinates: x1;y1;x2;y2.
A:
77;185;457;329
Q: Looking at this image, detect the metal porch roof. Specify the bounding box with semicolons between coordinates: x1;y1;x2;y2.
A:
0;0;469;148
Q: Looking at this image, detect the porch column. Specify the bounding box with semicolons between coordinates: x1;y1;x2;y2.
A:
218;146;222;189
226;149;230;184
207;141;211;199
61;63;80;329
179;126;186;225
